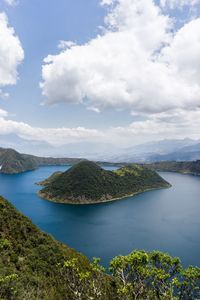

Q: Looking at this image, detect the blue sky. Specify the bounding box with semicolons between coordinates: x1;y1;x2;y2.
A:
0;0;119;128
0;0;200;153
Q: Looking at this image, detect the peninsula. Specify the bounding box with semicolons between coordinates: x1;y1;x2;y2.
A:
37;161;170;204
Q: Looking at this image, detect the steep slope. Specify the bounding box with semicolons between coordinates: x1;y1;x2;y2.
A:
0;196;115;300
0;148;38;174
0;147;84;174
38;161;170;204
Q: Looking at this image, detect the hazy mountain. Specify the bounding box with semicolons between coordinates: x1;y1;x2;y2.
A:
149;151;200;162
0;134;121;159
1;135;200;163
125;138;198;154
0;134;56;157
179;143;200;153
112;138;200;162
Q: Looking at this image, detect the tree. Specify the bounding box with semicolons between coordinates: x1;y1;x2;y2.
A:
60;257;108;300
109;250;199;300
176;266;200;300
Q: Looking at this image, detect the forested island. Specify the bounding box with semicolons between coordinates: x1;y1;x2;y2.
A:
37;161;170;204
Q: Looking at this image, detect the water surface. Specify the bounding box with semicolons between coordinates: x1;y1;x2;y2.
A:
0;166;199;267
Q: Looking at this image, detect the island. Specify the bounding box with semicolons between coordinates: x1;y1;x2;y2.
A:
37;161;171;204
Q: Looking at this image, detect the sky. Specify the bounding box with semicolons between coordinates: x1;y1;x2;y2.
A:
0;0;200;152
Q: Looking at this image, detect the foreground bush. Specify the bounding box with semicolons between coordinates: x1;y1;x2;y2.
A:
110;250;200;300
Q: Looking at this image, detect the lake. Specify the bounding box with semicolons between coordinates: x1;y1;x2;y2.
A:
0;166;199;268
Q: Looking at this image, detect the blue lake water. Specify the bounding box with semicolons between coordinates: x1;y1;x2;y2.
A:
0;166;199;268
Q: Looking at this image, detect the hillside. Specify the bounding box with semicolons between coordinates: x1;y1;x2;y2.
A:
145;160;200;176
0;196;115;300
38;161;170;204
0;148;38;174
0;147;83;174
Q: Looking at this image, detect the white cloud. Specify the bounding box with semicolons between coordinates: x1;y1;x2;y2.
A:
0;108;8;118
100;0;115;5
1;108;200;148
111;109;200;144
161;18;200;87
0;12;24;86
160;0;200;9
58;40;77;50
0;114;104;146
41;0;200;118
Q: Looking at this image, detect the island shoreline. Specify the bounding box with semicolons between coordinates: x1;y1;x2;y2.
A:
37;183;172;205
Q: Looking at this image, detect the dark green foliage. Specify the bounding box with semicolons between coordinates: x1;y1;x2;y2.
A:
177;266;200;299
0;196;115;299
39;161;170;204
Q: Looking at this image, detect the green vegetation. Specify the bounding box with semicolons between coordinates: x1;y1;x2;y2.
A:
0;196;199;299
145;161;200;176
0;196;115;299
37;171;63;186
38;161;170;204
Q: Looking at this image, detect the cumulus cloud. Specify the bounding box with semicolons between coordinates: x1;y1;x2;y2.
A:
0;12;24;86
0;113;104;146
58;40;77;50
111;109;200;144
160;0;200;9
0;108;8;118
40;0;200;118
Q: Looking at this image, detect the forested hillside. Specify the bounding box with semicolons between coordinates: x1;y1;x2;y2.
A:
38;161;170;204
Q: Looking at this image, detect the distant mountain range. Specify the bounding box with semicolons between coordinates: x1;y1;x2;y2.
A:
111;138;200;163
1;145;200;176
1;136;200;167
0;134;121;159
